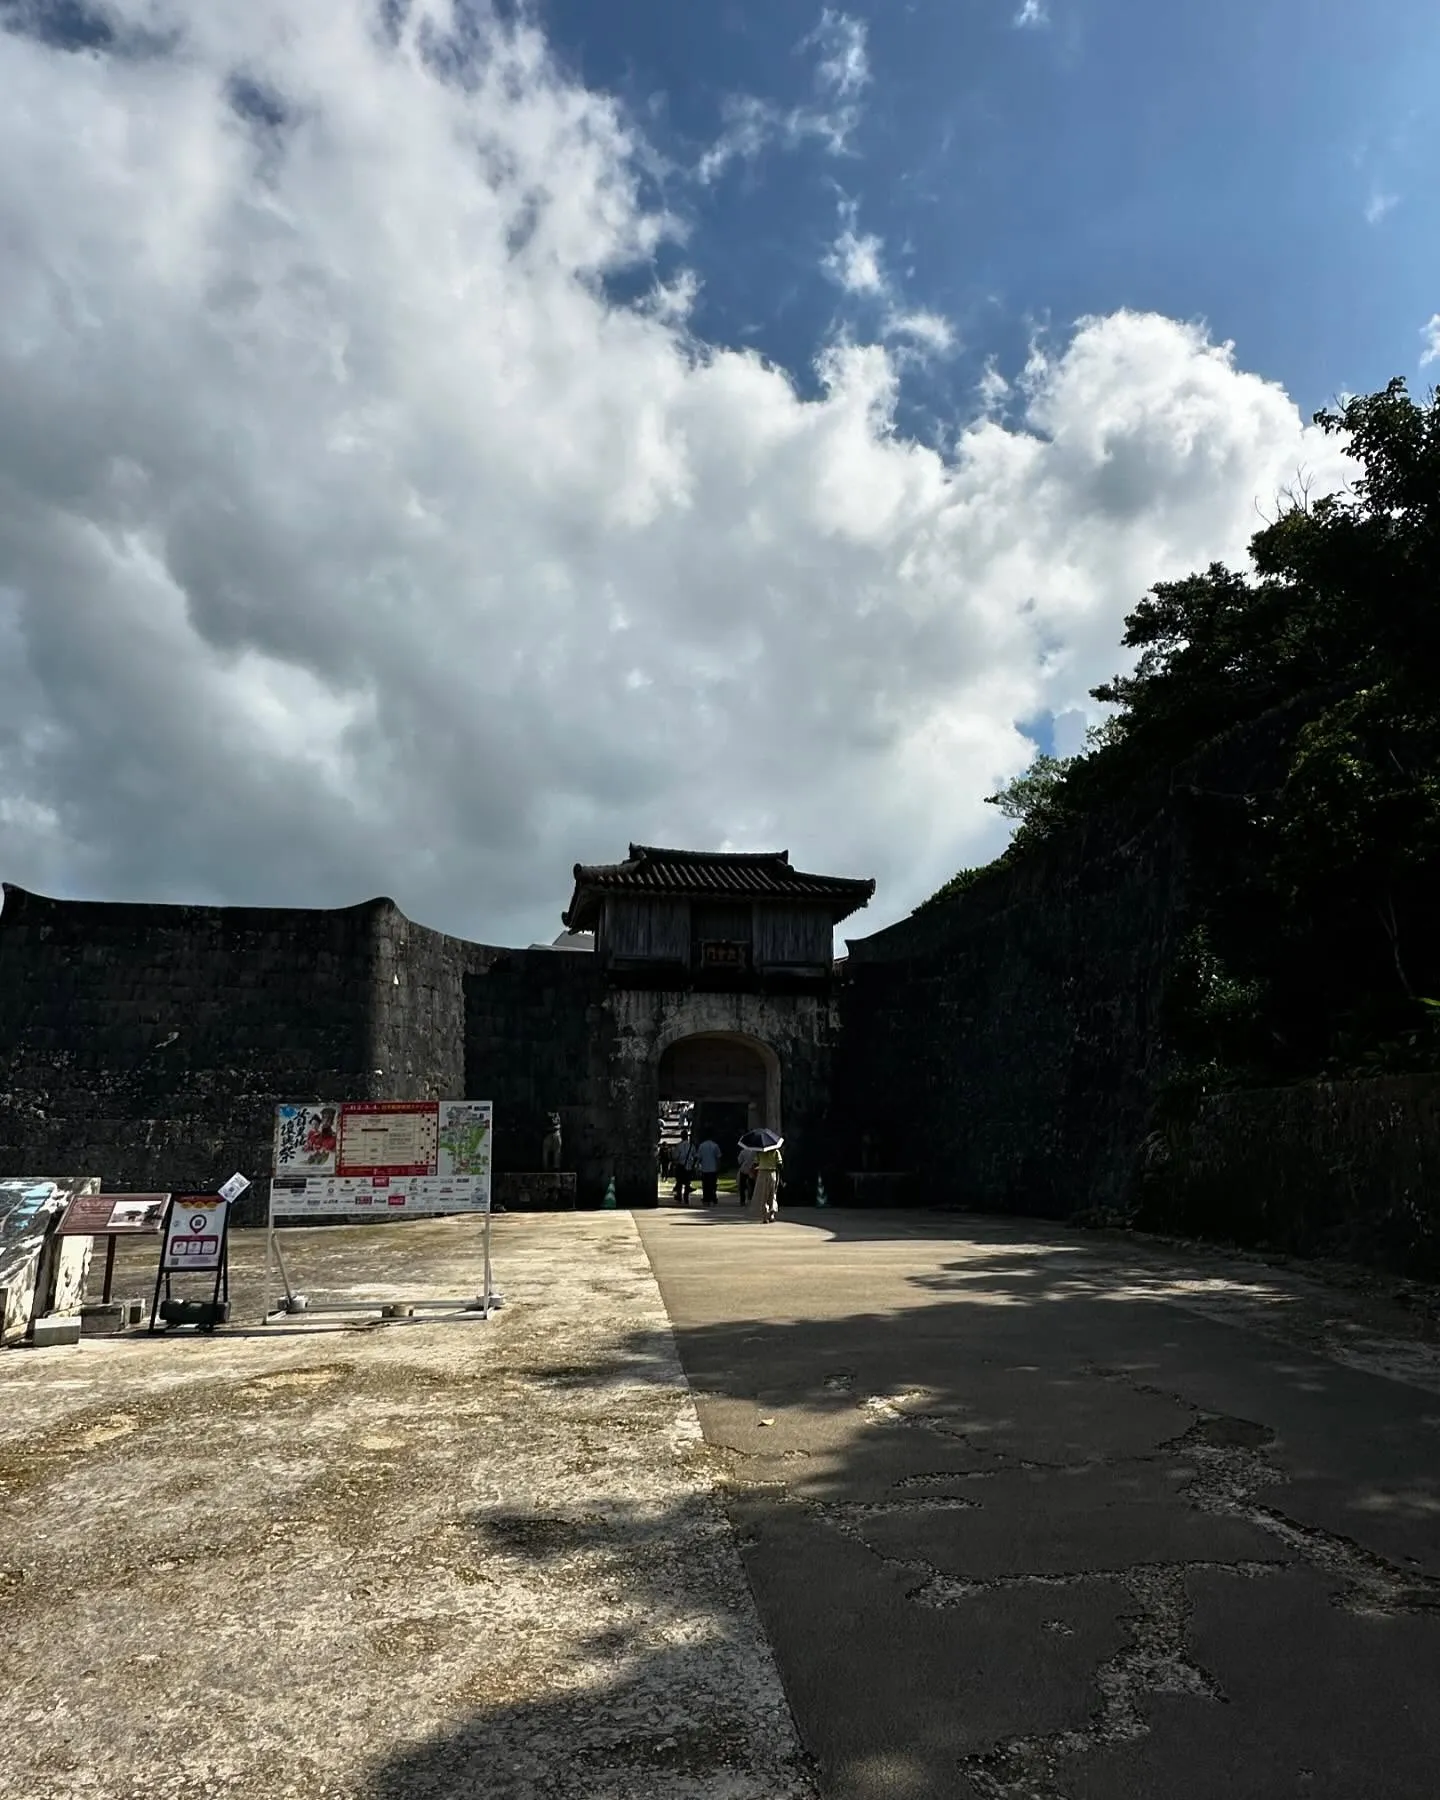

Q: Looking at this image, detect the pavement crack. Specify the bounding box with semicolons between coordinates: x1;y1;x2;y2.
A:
908;1557;1282;1608
1159;1417;1440;1617
1242;1504;1440;1617
956;1563;1232;1798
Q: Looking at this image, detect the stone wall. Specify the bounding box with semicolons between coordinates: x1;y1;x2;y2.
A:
831;699;1337;1216
0;886;393;1223
463;950;612;1198
0;887;525;1227
835;794;1189;1214
0;885;839;1221
1135;1076;1440;1277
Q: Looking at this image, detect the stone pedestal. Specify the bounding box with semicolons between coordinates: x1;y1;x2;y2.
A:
31;1313;83;1348
494;1172;577;1212
80;1299;149;1336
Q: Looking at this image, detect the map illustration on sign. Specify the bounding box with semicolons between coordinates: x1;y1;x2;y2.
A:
438;1101;492;1177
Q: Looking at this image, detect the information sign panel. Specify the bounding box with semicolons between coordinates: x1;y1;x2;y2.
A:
161;1197;230;1273
263;1102;495;1324
269;1100;492;1221
337;1101;439;1177
58;1193;169;1236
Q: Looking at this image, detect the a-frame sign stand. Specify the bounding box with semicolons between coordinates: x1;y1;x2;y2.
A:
150;1195;232;1333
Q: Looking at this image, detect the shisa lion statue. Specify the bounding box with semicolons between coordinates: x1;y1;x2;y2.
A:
541;1112;563;1171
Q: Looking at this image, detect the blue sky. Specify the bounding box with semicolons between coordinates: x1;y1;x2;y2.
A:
542;0;1439;433
0;1;1432;940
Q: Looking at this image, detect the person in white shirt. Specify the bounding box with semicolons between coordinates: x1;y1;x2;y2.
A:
695;1135;722;1206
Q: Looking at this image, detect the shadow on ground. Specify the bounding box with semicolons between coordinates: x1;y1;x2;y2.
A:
367;1211;1440;1800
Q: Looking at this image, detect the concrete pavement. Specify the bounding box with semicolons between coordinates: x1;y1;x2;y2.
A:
635;1207;1440;1800
0;1215;814;1800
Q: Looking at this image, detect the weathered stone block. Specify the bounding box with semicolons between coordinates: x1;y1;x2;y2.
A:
31;1313;82;1347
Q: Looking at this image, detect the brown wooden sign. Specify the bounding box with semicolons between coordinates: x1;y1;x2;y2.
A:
57;1193;169;1236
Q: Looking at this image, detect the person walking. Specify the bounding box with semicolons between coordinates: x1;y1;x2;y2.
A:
672;1131;696;1205
695;1132;722;1206
745;1134;783;1223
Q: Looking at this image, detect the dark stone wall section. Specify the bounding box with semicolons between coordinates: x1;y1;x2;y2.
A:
832;696;1345;1218
835;796;1188;1216
463;952;613;1204
0;885;388;1224
1137;1076;1440;1277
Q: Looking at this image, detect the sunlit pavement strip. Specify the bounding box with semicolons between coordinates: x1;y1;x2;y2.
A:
0;1215;816;1800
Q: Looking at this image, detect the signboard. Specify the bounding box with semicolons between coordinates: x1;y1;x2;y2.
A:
270;1100;492;1222
0;1177;100;1345
338;1101;439;1177
218;1172;251;1205
161;1197;230;1273
700;940;748;969
58;1193;169;1237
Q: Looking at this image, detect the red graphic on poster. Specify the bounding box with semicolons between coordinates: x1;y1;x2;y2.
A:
336;1101;440;1178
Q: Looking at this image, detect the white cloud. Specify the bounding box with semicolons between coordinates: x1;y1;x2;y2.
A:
1420;314;1440;365
823;226;887;296
821;204;956;356
698;7;869;181
1014;0;1049;27
801;8;871;100
1365;190;1399;225
885;310;956;355
977;357;1010;413
0;3;1356;943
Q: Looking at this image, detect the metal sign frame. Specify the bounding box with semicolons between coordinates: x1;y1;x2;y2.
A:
261;1100;496;1326
150;1195;231;1332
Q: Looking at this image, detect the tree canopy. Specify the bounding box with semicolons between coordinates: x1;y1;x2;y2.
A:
916;378;1440;1082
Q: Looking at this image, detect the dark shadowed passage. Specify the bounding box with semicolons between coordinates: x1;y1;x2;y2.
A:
635;1209;1440;1800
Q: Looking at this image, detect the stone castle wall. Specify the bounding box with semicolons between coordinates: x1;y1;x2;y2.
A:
0;885;839;1217
832;696;1335;1216
834;794;1189;1215
0;885;391;1222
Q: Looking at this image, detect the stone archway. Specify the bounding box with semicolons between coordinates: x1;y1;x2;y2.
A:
656;1031;781;1138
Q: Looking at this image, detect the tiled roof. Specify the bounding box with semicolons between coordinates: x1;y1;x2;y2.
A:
563;845;875;929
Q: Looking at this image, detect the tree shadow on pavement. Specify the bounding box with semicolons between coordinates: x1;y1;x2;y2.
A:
365;1218;1440;1800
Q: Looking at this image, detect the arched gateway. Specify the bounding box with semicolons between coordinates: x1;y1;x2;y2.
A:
657;1032;780;1173
560;845;876;1205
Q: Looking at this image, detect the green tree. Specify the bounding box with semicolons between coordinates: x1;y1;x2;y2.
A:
919;377;1440;1078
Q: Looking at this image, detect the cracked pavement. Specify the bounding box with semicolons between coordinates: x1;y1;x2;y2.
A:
635;1208;1440;1800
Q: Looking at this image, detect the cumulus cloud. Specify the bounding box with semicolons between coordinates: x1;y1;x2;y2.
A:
1421;314;1440;366
0;1;1355;944
1365;189;1399;225
1013;0;1049;27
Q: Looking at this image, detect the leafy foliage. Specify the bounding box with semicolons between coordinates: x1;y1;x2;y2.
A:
916;378;1440;1082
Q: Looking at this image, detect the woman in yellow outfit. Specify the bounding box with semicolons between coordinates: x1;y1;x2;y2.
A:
747;1138;783;1224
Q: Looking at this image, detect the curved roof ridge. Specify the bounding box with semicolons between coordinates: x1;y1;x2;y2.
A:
627;844;790;865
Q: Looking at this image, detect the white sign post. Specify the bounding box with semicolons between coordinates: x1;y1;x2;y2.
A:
262;1100;495;1325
